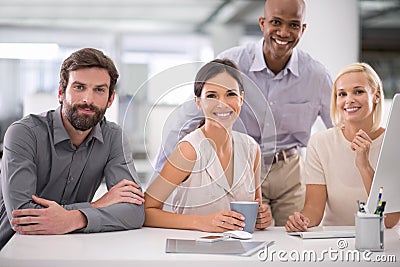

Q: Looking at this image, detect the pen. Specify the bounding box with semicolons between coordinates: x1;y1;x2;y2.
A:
374;200;382;215
374;187;383;214
376;186;383;207
357;200;365;213
374;201;386;216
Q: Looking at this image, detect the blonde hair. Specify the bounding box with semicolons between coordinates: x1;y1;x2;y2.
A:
330;62;384;131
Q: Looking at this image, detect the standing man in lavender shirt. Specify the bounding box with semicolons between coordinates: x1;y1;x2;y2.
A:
153;0;332;226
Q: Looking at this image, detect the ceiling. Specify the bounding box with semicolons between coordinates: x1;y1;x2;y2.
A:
0;0;262;34
0;0;399;50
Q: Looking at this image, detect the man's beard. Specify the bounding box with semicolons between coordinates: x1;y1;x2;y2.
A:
63;101;107;131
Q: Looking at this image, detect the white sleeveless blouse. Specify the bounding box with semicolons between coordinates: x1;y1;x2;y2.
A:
171;128;259;215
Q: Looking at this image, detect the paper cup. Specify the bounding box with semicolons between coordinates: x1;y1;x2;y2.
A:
230;201;259;233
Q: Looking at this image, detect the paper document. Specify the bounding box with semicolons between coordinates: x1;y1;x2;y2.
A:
288;230;355;239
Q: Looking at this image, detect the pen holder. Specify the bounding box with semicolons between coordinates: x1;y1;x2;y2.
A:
355;212;384;251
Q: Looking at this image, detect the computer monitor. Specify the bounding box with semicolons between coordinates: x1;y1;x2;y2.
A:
366;93;400;214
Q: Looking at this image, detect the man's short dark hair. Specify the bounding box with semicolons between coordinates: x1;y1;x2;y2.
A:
59;48;119;100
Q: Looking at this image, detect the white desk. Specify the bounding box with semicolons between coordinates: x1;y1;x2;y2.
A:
0;226;399;267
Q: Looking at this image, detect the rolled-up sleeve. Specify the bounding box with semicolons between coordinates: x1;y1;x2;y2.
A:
75;127;144;232
2;123;43;220
79;203;144;232
151;99;202;182
319;72;333;129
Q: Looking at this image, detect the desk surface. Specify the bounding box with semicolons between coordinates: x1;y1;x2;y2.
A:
0;226;399;267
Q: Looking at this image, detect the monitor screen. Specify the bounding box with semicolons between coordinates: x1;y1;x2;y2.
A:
367;93;400;214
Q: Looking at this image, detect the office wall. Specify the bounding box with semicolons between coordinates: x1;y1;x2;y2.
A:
300;0;359;77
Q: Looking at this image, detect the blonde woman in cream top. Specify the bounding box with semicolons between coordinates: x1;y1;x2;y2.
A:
303;126;383;225
144;59;272;233
286;63;400;231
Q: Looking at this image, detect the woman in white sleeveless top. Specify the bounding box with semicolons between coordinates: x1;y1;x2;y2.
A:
144;59;272;232
286;63;400;231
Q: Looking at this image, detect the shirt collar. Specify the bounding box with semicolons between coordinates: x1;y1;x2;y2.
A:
249;38;300;77
249;38;267;72
53;106;71;145
89;120;104;145
53;106;104;146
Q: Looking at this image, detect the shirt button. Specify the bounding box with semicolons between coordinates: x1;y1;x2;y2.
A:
67;177;74;184
270;101;274;105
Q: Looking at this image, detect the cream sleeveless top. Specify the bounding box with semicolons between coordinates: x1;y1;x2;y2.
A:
170;128;259;215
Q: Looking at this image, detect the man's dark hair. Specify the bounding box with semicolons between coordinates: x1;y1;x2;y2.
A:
59;48;119;100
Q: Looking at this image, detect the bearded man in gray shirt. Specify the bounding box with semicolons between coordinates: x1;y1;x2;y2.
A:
0;48;145;250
